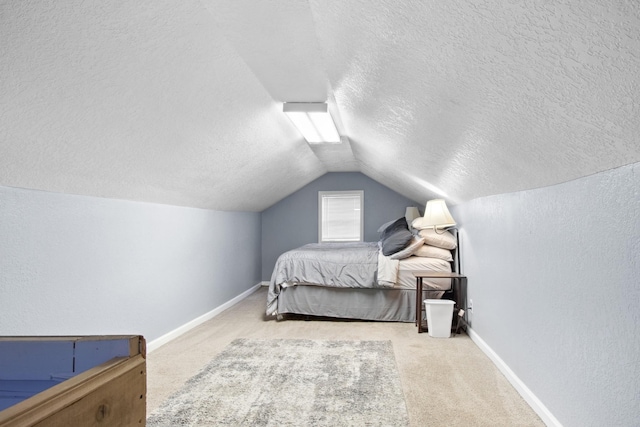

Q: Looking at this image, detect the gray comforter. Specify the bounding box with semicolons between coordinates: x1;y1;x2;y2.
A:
266;242;390;315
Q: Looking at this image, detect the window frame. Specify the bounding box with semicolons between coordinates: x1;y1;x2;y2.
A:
318;190;364;243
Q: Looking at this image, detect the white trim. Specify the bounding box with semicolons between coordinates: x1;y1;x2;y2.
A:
260;281;270;287
147;283;262;353
467;327;562;427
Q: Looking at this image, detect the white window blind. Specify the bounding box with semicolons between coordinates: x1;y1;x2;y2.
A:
318;191;363;242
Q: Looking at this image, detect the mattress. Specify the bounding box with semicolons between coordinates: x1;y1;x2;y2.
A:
395;256;452;289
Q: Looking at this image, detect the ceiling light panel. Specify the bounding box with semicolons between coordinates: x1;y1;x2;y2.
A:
283;102;340;144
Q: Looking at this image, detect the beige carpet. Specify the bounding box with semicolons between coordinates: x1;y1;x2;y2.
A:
147;287;544;426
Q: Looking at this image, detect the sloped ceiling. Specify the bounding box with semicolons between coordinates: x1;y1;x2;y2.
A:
1;1;639;211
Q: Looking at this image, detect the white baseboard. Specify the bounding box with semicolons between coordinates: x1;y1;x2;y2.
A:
260;281;269;287
467;327;562;427
147;283;262;353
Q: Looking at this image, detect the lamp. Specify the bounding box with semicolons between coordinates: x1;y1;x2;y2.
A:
283;102;340;144
405;206;420;226
412;199;456;233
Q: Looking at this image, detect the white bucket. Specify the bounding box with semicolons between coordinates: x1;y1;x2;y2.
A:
424;299;455;338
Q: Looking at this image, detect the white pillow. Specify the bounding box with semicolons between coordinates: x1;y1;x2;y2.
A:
413;244;453;261
389;236;426;260
417;229;457;250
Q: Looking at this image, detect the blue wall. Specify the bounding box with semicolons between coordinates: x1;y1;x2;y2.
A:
261;172;420;281
0;186;262;342
3;163;638;425
451;161;640;427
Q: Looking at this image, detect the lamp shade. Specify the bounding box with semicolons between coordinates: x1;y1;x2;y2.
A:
405;207;420;225
412;199;456;230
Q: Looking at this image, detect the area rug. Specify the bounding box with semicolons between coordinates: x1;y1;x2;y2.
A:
147;338;409;426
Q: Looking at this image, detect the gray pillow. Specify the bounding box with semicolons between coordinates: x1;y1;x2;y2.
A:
377;219;397;233
380;217;408;240
381;227;413;256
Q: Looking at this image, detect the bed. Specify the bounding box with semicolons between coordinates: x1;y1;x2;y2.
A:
266;218;459;322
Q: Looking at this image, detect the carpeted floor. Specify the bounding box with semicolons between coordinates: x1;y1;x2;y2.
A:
148;338;408;426
147;287;544;426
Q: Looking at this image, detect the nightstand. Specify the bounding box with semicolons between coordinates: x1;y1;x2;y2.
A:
413;271;467;334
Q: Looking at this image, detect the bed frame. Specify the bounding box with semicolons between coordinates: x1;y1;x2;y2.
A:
0;335;146;427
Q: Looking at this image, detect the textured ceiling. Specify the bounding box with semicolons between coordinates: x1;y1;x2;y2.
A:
1;1;639;211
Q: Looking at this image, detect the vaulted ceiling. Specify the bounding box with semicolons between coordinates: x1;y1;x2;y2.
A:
1;1;639;211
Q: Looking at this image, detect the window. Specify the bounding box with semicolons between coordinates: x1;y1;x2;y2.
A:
318;191;363;243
